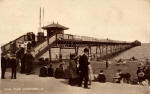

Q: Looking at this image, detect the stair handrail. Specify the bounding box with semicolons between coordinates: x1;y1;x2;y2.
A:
31;35;56;57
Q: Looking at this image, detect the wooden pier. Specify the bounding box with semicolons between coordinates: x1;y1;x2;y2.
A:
1;22;141;61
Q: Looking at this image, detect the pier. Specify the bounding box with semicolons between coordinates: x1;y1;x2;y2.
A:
1;22;141;61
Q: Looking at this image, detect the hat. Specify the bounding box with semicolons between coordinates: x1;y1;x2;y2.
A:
84;48;89;52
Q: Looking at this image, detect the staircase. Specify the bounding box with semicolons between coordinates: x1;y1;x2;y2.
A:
31;35;56;58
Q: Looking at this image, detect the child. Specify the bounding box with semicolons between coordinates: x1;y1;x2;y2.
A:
98;70;106;83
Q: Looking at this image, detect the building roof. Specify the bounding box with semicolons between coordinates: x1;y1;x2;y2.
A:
42;22;69;30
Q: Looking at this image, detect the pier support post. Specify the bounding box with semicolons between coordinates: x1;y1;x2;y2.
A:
96;46;98;59
75;46;79;56
59;47;62;61
100;45;103;58
99;45;101;58
88;46;92;60
47;36;52;62
106;45;108;56
111;45;114;57
49;47;51;62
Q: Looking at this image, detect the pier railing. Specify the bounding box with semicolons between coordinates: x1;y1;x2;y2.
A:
56;33;130;44
1;33;134;59
57;34;100;41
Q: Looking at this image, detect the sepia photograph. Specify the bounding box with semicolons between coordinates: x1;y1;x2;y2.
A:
0;0;150;94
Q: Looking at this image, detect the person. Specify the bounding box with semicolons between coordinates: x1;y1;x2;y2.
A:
137;69;145;85
25;50;34;75
113;69;122;83
16;45;25;73
10;42;17;54
68;54;79;86
48;64;54;77
88;62;94;85
59;54;62;62
31;33;36;47
106;60;109;69
137;67;141;75
27;42;32;50
1;53;7;79
64;66;70;79
132;78;139;85
55;64;65;79
78;48;90;88
21;52;27;74
145;58;150;65
98;70;106;83
39;65;48;77
130;56;136;61
54;68;60;78
121;71;131;84
143;66;150;85
125;72;131;84
10;54;18;79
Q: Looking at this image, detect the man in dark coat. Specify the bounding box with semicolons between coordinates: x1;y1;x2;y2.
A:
25;50;34;75
1;54;7;79
21;53;27;74
10;54;18;79
48;64;54;77
78;48;90;88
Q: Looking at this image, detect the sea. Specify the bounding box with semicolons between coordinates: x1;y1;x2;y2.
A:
41;43;150;61
114;43;150;60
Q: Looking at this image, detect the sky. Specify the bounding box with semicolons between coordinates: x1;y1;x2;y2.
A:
0;0;150;44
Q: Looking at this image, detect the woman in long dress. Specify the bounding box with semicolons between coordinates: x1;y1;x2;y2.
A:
68;54;79;85
88;56;94;85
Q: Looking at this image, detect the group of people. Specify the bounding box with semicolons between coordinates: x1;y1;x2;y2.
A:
136;66;150;85
39;63;65;78
38;48;93;89
39;64;54;77
2;45;150;88
66;48;93;88
1;46;34;79
1;53;17;79
112;66;150;85
38;48;139;88
16;46;34;75
113;69;131;83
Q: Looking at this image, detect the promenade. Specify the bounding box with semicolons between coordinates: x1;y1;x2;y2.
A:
0;72;149;94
